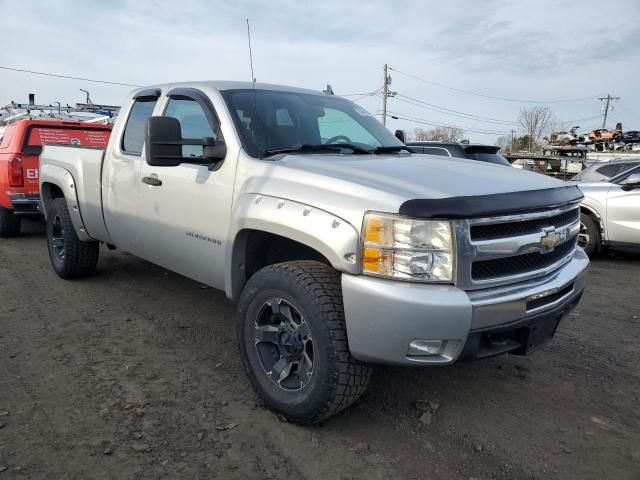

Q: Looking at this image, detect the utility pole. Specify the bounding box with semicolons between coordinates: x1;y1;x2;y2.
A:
510;129;516;153
599;94;620;128
381;64;389;126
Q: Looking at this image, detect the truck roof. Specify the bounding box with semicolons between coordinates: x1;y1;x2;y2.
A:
133;81;328;97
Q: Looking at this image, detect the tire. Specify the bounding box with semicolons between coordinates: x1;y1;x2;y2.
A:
236;260;372;424
578;212;600;257
0;206;21;237
46;198;99;279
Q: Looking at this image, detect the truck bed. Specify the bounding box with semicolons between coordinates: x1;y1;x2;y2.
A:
40;144;109;242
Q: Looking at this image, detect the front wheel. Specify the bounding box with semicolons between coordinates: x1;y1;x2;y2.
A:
46;198;99;279
236;260;372;424
578;212;600;257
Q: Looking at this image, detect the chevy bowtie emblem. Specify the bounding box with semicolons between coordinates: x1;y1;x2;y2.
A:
540;228;561;253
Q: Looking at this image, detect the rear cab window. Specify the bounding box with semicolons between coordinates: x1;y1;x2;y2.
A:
0;125;16;149
122;97;159;155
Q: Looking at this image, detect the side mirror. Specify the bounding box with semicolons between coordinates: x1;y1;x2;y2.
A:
394;129;406;143
204;141;227;171
145;116;183;167
620;173;640;191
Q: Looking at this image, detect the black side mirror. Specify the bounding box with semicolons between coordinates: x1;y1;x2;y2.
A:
145;116;182;167
394;129;406;143
204;141;227;171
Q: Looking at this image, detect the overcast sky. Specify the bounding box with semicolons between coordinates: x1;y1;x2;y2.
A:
1;0;639;143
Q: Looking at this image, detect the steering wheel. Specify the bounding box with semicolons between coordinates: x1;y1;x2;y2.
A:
325;135;352;144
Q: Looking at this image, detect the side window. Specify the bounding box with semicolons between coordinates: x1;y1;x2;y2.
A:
596;164;621;178
121;97;158;156
164;97;218;158
318;108;380;147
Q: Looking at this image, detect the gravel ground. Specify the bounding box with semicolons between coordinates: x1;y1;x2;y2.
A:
0;220;639;479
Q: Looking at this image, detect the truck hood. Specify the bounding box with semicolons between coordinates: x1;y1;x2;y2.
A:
240;153;567;230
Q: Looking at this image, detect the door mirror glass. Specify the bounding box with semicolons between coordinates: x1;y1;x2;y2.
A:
395;129;406;143
145;116;183;167
620;173;640;190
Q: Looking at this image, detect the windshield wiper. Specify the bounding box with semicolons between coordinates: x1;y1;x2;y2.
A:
372;145;413;154
262;143;373;158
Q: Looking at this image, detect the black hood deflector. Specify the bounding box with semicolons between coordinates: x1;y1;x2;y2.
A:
399;185;583;219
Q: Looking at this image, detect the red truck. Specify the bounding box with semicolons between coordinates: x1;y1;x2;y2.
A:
0;119;112;236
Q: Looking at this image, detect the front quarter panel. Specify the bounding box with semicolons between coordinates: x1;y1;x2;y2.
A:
226;193;361;300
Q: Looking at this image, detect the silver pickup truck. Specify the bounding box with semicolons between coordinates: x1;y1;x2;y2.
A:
39;81;588;424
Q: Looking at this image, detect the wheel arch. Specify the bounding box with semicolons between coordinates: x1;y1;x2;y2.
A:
39;164;93;242
580;204;605;241
225;195;361;300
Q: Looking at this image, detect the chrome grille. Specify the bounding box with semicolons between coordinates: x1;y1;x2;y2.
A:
472;237;577;280
455;204;581;290
470;209;579;241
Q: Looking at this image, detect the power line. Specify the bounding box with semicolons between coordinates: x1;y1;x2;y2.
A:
395;93;607;130
348;87;384;102
388;66;601;104
0;65;143;88
387;110;511;135
394;93;517;125
618;102;640;122
341;88;382;97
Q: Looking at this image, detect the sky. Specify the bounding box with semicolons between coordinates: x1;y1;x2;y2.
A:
1;0;639;143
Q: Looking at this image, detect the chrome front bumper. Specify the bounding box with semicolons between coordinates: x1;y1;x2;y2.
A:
342;248;588;366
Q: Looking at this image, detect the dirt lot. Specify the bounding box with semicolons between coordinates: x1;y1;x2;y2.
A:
1;221;639;480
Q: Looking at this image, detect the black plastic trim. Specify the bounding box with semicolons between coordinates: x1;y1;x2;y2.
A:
399;186;583;219
164;87;222;139
133;88;161;99
459;289;583;361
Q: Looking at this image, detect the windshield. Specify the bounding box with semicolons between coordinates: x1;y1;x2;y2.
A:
221;89;403;158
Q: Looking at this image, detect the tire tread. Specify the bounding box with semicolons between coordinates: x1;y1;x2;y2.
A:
238;260;372;424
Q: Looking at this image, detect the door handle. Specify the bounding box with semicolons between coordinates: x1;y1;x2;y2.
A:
142;176;162;187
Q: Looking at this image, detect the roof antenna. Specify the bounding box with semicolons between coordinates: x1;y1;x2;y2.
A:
246;19;256;83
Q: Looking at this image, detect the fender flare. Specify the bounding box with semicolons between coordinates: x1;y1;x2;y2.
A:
225;194;360;300
39;164;94;242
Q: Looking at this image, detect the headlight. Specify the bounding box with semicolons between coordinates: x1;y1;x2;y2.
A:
361;212;454;282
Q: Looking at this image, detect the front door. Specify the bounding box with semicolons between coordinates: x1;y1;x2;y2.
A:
138;90;233;289
607;180;640;245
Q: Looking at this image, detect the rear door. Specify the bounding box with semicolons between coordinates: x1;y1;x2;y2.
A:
103;92;160;254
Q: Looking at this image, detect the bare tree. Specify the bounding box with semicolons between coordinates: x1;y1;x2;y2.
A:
413;126;465;142
518;106;554;152
495;135;512;153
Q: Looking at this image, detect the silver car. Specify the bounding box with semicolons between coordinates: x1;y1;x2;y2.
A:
573;158;640;183
576;164;640;255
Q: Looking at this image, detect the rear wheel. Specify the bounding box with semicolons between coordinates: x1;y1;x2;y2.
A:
236;260;372;424
46;198;99;279
0;206;21;237
578;212;600;257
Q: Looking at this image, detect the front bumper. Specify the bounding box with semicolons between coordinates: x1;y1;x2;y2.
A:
9;193;42;216
341;248;588;366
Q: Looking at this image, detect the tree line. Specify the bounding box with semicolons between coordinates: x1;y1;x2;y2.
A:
411;105;558;153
